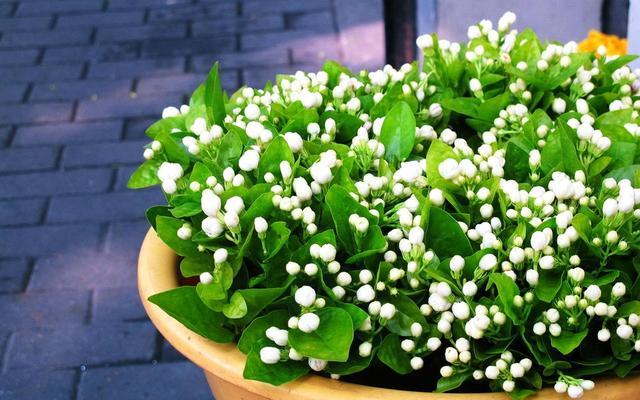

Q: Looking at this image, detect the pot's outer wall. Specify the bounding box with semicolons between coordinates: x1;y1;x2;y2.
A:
138;228;640;400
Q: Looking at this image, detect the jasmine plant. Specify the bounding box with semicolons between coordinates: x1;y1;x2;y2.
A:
130;12;640;399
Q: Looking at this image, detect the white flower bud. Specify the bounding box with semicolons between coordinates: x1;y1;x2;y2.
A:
379;303;396;320
294;286;316;307
298;312;320;333
254;217;268;234
260;346;281;364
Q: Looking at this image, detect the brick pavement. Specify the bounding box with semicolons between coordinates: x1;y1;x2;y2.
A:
0;0;384;399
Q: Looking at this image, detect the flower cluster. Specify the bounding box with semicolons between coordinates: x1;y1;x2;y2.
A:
132;12;640;399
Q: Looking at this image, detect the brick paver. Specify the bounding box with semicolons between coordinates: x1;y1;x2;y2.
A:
0;0;384;398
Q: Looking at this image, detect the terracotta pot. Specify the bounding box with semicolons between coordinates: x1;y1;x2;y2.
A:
138;228;640;399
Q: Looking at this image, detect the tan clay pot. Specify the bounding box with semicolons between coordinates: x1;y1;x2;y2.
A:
138;228;640;399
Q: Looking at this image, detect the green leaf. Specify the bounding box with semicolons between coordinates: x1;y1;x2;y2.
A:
379;101;416;165
490;273;521;323
550;329;588;355
215;129;243;169
377;334;412;374
326;185;377;254
258;135;294;180
322;60;352;87
541;120;581;174
238;309;290;354
595;109;633;127
128;158;162;189
618;301;640;318
605;165;640;185
288;307;353;362
385;293;427;336
425;207;472;258
145;117;185;139
145;206;171;229
234;286;289;323
180;254;211;277
333;302;369;330
170;202;202;218
243;340;309;386
262;221;291;260
435;370;473;392
148;286;234;343
426;139;460;192
155;216;199;257
535;269;563;302
223;291;248;319
321;111;364;142
205;62;226;126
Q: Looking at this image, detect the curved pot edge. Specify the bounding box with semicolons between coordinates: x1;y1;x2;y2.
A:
137;228;639;400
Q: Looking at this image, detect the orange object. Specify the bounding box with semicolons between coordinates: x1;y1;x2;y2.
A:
578;30;628;55
138;228;640;400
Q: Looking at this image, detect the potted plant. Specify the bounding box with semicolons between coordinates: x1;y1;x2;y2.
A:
132;12;640;399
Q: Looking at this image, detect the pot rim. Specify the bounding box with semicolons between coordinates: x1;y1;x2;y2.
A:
138;228;638;400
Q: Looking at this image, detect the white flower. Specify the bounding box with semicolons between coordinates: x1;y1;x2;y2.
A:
584;285;601;301
224;212;239;228
539;255;555;270
416;34;433;49
298;312;320;333
408;227;424;245
309;162;333;184
308;358;327;371
294;286;316;307
286;261;301;275
278;161;292;181
485;365;499;380
533;322;546;335
552;98;566;114
199;272;213;284
567;385;583;399
283;131;303;153
452;302;470;320
429;188;445;206
359;342;372;357
213;248;228;264
244;103;261;120
469;78;482;92
379;303;396;320
177;224;192;240
612;282;626;297
225;196;245;214
429;103;443;118
462;281;477;297
266;327;289;346
259;346;281;364
319;244;336;262
509;247;525;264
438;158;459;180
401;339;415;352
598;328;611;342
356;284;375;303
158;162;184;182
245;121;264;139
162;106;180;118
479;253;498;271
528;149;541;167
617;324;633;340
254;217;268;234
410;357;424;370
530;230;550;251
554;381;568;393
202;217;224;238
449;255;465;273
238;149;260;171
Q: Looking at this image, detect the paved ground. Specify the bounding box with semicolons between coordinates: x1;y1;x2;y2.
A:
0;1;383;399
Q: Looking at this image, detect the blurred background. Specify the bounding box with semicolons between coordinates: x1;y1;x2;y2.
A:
0;0;633;399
